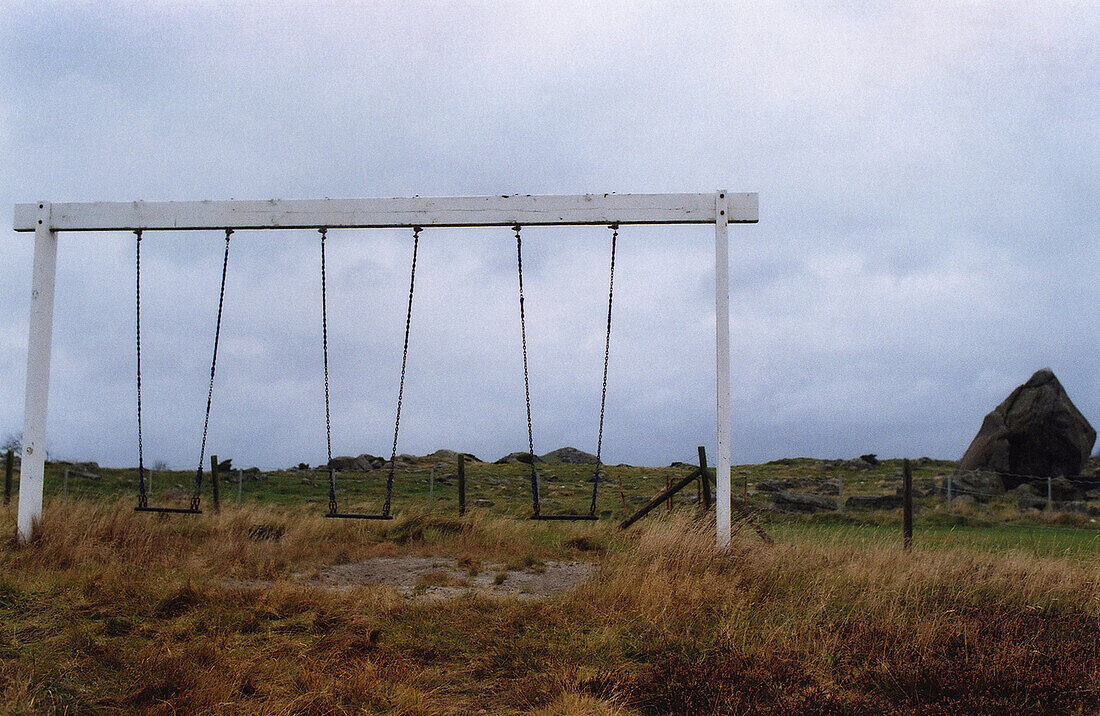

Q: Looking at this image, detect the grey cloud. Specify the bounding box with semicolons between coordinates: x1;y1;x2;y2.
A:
2;3;1097;469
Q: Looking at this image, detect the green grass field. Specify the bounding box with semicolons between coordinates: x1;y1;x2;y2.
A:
27;455;1100;559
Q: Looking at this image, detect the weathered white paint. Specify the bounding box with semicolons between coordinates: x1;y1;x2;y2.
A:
714;192;732;549
18;202;57;543
12;191;757;547
14;193;758;232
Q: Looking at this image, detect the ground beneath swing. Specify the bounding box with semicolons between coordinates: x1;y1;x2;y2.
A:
301;556;597;601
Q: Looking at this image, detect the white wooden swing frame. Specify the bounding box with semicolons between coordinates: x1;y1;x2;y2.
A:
13;191;758;547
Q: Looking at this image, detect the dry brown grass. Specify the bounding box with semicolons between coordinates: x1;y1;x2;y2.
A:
0;498;1097;714
575;518;1100;713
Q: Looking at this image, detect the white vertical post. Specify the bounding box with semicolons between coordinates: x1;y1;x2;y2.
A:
715;191;732;549
18;202;58;543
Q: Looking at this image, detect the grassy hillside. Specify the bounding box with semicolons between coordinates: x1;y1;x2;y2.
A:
2;458;1098;713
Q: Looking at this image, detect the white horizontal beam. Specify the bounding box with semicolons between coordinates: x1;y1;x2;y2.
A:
14;192;757;232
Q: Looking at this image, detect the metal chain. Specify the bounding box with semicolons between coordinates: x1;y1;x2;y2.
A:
589;224;618;516
135;230;147;508
384;226;421;517
192;228;232;510
319;228;338;514
515;225;540;517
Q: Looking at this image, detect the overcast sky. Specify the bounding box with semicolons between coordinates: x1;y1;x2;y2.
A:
1;2;1097;470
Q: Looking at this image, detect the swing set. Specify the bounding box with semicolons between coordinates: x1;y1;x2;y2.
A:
13;192;758;546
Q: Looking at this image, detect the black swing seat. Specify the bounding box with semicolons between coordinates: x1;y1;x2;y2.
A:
135;506;203;515
532;514;598;521
325;512;394;520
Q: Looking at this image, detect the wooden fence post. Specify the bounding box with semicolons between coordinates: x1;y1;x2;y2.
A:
697;445;712;510
458;454;466;516
3;449;12;506
210;454;220;513
903;459;913;552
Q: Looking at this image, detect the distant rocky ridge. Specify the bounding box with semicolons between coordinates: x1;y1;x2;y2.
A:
318;447;603;471
324;449;483;472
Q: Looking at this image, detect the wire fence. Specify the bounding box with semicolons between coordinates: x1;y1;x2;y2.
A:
743;461;1100;537
745;466;1097;504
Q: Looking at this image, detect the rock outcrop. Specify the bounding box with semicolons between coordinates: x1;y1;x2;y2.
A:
328;454;378;472
540;447;598;465
495;452;540;465
959;369;1096;488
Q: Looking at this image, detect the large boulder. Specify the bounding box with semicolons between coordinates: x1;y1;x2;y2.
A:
540;447;598;465
959;369;1096;489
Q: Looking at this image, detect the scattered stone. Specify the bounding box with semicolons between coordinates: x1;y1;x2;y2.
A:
1011;483;1040;497
756;477;817;492
772;491;836;513
814;480;840;496
1018;494;1046;512
951;470;1005;502
914;478;937;496
959;368;1096;485
818;458;875;472
859;454;879;465
845;494;905;510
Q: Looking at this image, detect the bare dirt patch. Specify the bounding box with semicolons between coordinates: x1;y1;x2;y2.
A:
307;556;596;601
